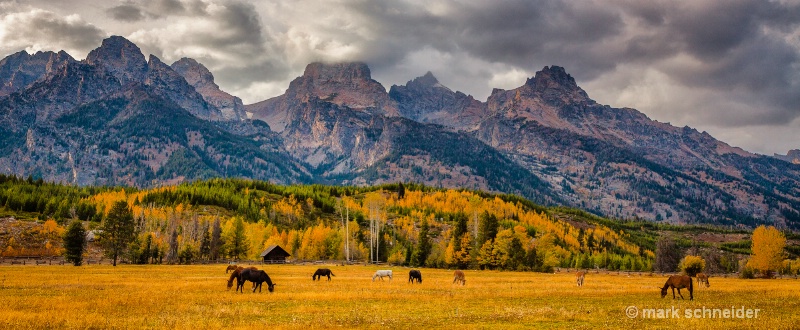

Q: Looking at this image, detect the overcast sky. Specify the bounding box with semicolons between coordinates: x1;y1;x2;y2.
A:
1;0;799;155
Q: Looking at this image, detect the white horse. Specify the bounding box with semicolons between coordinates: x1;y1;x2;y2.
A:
372;270;393;281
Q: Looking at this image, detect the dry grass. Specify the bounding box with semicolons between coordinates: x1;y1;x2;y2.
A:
0;265;798;329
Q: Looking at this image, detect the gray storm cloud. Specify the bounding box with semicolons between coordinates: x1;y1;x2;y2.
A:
1;0;799;154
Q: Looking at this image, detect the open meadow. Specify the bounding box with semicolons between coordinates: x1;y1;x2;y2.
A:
0;264;798;329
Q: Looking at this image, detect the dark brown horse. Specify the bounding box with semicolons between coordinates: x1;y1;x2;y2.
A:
237;268;275;293
660;275;693;300
697;273;710;288
453;270;465;285
409;270;422;283
313;268;335;281
227;266;258;291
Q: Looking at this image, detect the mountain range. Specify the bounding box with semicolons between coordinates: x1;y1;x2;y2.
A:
1;36;798;228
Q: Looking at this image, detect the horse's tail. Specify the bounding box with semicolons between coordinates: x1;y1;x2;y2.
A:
331;272;336;276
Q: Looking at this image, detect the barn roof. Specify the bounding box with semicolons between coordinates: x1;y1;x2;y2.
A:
260;245;291;257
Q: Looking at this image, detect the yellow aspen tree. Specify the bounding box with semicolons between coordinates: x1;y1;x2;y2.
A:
747;225;786;277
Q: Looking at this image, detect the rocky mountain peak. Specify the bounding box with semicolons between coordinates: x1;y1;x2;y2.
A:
524;66;589;103
775;149;800;164
171;57;216;89
171;57;246;121
284;62;398;116
389;71;486;127
143;54;221;121
85;36;148;85
415;71;439;86
0;50;75;97
302;62;372;83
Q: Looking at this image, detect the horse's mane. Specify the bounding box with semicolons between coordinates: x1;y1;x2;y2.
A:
260;270;274;287
227;266;258;288
227;268;241;287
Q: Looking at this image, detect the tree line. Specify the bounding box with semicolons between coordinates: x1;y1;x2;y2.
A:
5;177;659;272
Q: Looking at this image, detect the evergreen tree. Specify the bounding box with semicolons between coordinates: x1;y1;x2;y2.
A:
98;201;136;266
505;237;526;270
411;218;432;267
477;211;498;246
63;220;86;266
453;213;468;239
200;229;211;260
151;241;161;264
127;236;143;265
397;182;405;199
228;217;249;260
524;246;541;271
210;217;221;260
141;234;152;264
452;213;469;253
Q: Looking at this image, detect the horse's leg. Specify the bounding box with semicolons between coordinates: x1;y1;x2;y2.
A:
672;287;676;299
677;288;684;299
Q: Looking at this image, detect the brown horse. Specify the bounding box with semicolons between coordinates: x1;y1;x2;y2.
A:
225;265;239;273
227;266;258;291
237;268;276;293
697;273;710;288
576;271;586;286
453;270;466;285
660;275;693;300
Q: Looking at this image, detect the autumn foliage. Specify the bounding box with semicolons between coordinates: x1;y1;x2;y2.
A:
747;225;786;277
1;177;655;271
679;255;706;276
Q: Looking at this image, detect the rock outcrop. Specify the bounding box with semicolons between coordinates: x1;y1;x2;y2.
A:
0;50;75;97
389;72;486;129
171;58;246;121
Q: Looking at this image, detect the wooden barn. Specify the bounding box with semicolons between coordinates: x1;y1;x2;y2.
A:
260;245;291;264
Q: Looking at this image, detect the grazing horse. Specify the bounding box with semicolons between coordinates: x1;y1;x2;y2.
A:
372;270;393;281
225;264;239;273
660;275;693;300
453;270;466;285
409;270;422;284
227;266;258;291
576;271;586;287
697;273;710;288
237;268;275;293
313;268;335;281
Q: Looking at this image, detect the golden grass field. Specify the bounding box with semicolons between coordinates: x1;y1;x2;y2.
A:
0;264;798;329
